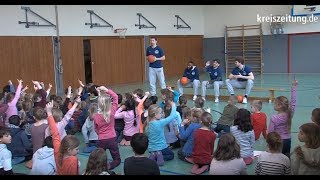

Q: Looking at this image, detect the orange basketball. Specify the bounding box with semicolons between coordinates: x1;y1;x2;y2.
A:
237;95;243;103
147;55;156;63
180;77;189;85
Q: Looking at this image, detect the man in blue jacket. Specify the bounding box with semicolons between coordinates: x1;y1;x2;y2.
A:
177;61;200;101
146;37;166;96
225;57;254;104
201;59;224;103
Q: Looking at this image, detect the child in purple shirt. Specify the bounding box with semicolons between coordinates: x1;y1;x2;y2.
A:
268;79;298;157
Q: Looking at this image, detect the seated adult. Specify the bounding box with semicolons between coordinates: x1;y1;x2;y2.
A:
201;59;223;102
225;57;254;104
177;61;200;101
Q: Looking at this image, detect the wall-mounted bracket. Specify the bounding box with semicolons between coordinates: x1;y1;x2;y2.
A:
85;10;113;29
174;15;191;30
18;6;56;28
135;13;156;30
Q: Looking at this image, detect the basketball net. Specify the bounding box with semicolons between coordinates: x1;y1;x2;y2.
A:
114;28;127;39
270;15;284;34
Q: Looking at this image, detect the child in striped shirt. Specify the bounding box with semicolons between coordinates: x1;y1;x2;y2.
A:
230;108;255;165
255;132;291;175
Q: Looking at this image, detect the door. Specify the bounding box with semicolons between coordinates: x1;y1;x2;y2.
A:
155;36;203;78
60;36;85;89
289;33;320;73
90;37;145;86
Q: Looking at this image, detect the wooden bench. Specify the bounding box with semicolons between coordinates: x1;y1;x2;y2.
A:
184;86;285;103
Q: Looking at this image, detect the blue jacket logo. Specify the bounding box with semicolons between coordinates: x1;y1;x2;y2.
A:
155;50;159;54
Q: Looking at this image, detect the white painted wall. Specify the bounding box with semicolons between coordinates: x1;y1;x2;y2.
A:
2;5;319;38
204;5;320;38
0;5;57;36
0;5;204;36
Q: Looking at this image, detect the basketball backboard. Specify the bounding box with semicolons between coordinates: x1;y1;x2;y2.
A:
292;5;320;16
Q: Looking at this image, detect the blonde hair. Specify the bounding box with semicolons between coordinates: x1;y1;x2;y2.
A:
274;96;292;131
266;132;282;152
22;99;33;112
143;104;161;132
191;108;202;123
24;93;34;101
252;100;262;111
98;94;112;123
182;106;191;119
88;103;98;121
33;107;47;121
52;108;63;123
194;97;205;108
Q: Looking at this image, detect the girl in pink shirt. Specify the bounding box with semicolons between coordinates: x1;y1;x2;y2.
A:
115;93;139;146
93;86;120;170
5;79;23;126
268;80;297;157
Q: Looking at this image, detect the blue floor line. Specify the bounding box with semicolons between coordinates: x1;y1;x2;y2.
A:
78;153;186;175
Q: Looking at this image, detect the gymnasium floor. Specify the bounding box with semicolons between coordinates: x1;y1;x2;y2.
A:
12;73;320;175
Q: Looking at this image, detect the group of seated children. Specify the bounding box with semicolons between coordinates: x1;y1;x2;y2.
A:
1;78;320;175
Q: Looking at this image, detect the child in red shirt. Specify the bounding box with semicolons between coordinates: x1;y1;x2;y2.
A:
188;112;216;175
250;100;267;140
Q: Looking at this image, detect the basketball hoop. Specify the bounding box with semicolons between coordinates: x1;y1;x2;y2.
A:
114;28;127;38
270;15;284;34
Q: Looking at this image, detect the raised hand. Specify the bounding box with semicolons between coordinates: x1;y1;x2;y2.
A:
97;86;108;92
145;91;150;96
78;79;85;87
132;93;138;99
46;100;54;115
95;86;101;96
8;80;12;85
48;83;53;89
78;86;83;95
33;85;38;91
205;61;211;67
74;96;81;104
22;85;29;92
40;82;45;89
182;118;190;126
17;79;23;84
32;80;40;85
292;79;298;86
67;86;72;95
32;80;42;89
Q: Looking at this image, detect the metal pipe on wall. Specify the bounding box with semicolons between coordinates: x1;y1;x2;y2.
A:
53;5;64;96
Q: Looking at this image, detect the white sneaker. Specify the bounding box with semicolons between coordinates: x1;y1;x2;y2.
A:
193;95;197;101
242;97;247;104
202;97;206;101
214;98;219;103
